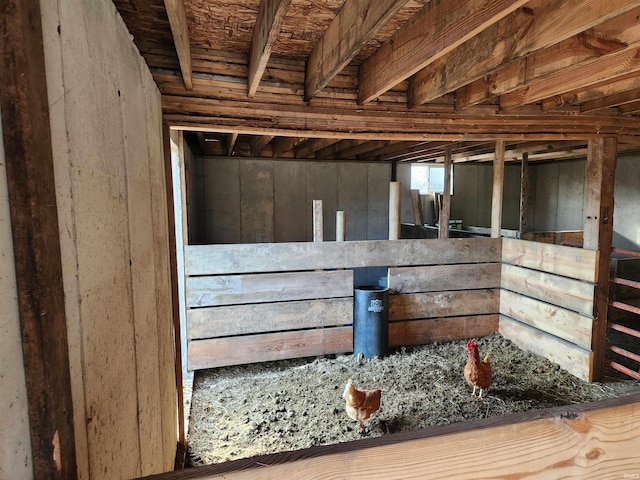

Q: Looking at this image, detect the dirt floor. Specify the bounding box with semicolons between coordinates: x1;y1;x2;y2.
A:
186;332;640;466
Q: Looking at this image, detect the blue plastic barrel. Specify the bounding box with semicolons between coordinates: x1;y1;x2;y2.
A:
353;286;389;358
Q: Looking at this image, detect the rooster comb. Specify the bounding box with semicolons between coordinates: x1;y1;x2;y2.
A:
467;340;477;350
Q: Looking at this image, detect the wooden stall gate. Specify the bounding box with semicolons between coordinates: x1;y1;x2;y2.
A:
500;238;598;381
184;238;501;370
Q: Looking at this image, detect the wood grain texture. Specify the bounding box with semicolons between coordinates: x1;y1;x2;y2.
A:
187;298;353;339
491;140;505;238
389;289;499;321
500;290;592;350
188;326;352;369
502;237;597;282
135;394;640;480
305;0;409;100
185;238;502;275
389;315;498;346
388;263;501;294
163;0;193;89
186;269;353;307
501;315;591;383
358;0;528;104
501;263;594;316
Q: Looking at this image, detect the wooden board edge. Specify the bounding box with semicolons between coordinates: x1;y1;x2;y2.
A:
389;314;499;346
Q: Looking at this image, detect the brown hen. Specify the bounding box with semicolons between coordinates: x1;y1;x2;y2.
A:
464;340;492;399
342;379;381;431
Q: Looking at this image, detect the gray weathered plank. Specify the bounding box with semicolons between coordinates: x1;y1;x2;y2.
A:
389;315;499;346
389;289;499;321
499;315;591;381
185;238;502;275
187;298;353;340
501;263;594;316
187;326;352;369
500;290;592;350
186;269;353;307
388;263;500;294
502;237;597;282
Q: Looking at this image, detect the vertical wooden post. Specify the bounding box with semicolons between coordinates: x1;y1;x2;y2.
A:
410;189;422;226
439;145;453;239
519;152;528;238
0;0;77;476
336;210;346;241
389;181;401;240
313;199;323;242
491;140;505;238
584;137;617;381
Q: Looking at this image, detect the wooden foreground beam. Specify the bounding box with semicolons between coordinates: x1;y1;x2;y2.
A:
139;394;640;480
163;0;193;90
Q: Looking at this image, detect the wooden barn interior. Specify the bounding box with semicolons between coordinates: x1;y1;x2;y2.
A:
3;0;640;478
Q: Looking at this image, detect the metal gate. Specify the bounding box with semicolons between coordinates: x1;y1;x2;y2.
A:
608;247;640;380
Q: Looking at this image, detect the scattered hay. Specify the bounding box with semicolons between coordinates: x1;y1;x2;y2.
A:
187;333;640;466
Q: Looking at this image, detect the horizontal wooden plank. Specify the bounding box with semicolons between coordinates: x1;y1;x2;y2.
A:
187;298;353;340
389;289;499;321
186;270;353;307
499;315;591;381
501;263;594;316
389;315;498;347
502;237;597;282
137;394;640;480
187;327;352;369
500;290;592;349
388;263;500;294
184;238;502;275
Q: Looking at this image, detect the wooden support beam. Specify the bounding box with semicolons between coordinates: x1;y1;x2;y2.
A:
389;182;401;240
250;135;274;157
0;0;77;476
336;211;346;242
313;200;323;242
295;138;341;158
358;0;528;105
227;132;238;156
582;86;640;112
519;152;528;236
247;0;292;98
583;137;617;382
410;189;422;226
410;0;640;107
305;0;409;101
163;0;193;90
272;136;305;158
438;145;452;239
491;140;505;238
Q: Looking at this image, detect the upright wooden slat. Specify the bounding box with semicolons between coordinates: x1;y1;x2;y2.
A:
0;1;77;477
185;238;502;275
389;181;401;240
313;199;323;242
519;152;528;236
410;189;422;225
584;136;618;381
336;210;346;241
439;145;452;239
491;140;505;238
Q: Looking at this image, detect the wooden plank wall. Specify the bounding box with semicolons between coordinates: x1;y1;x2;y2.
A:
500;238;597;381
185;238;501;370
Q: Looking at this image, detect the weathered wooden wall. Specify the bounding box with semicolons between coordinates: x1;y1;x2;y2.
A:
0;108;33;479
194;157;391;244
500;238;597;381
185;238;500;370
41;0;176;478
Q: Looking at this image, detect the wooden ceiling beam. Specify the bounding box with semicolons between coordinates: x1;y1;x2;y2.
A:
247;0;292;98
619;99;640;115
541;72;640;111
305;0;410;101
163;0;193;90
250;135;274;156
227;132;238;156
358;0;528;105
294;138;341;158
410;0;640;107
456;11;637;109
340;140;393;159
581;87;640;112
315;139;363;159
500;43;640;110
272;136;306;157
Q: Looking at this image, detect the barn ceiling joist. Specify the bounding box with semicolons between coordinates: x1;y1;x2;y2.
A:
114;0;640;164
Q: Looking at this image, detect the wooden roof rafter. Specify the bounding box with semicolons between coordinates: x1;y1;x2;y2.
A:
163;0;193;90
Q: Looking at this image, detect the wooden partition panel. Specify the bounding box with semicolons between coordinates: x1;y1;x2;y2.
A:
185;238;502;370
500;238;598;381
